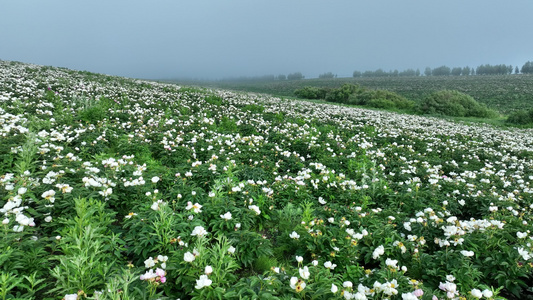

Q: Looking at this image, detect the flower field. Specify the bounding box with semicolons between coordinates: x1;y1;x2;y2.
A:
1;60;532;299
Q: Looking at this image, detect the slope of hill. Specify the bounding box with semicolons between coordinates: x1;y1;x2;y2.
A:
171;75;533;114
1;60;532;299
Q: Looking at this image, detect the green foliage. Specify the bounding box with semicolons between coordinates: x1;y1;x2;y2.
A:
294;86;328;99
2;60;533;299
419;90;498;118
50;197;121;296
349;89;415;110
324;83;360;103
506;108;533;125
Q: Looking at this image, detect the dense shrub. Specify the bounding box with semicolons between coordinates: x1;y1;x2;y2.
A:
324;83;361;103
348;89;415;110
506;108;533;125
294;86;328;99
419;90;498;118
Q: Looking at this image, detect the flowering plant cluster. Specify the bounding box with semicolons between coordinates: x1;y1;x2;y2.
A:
0;60;532;299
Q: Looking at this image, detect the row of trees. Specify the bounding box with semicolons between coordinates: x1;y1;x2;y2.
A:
353;61;533;78
218;61;533;82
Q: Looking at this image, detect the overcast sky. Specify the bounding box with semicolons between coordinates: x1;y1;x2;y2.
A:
1;1;532;79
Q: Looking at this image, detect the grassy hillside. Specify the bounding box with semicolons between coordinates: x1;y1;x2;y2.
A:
1;60;533;299
171;75;533;115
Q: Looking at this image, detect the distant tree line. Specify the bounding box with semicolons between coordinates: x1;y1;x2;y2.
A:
218;60;533;82
353;61;533;78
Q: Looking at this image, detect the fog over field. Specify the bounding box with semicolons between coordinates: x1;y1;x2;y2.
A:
1;0;532;79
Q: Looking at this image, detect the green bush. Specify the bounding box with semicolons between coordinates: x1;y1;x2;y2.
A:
349;89;414;110
419;90;498;118
506;108;533;125
324;84;361;103
294;86;328;99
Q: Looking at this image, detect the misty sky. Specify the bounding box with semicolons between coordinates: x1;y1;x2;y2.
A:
1;1;532;79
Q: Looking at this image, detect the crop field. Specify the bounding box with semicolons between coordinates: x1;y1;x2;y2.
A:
179;75;533;115
1;60;533;299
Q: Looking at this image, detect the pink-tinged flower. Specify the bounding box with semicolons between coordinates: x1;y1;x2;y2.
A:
160;276;166;283
155;268;165;277
413;289;424;297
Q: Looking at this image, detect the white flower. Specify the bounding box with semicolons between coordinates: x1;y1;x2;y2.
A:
184;252;195;262
343;281;353;288
186;202;202;213
44;216;53;222
2;218;9;225
299;266;310;280
353;292;367;300
401;293;417;300
228;246;236;254
151;176;160;183
289;231;300;239
205;265;213;275
372;245;385;259
41;190;56;201
17;187;27;195
195;275;212;289
248;205;261;215
289;277;298;289
220;212;232;220
331;283;338;293
191;226;208;237
403;222;412;231
460;250;475;257
470;289;483;298
64;294;78;300
295;256;303;263
518;247;531;260
144;257;155;268
150;201;160;211
140;269;157;280
343;291;353;299
482;289;493;298
385;258;398;269
324;261;337;270
517;231;527;239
